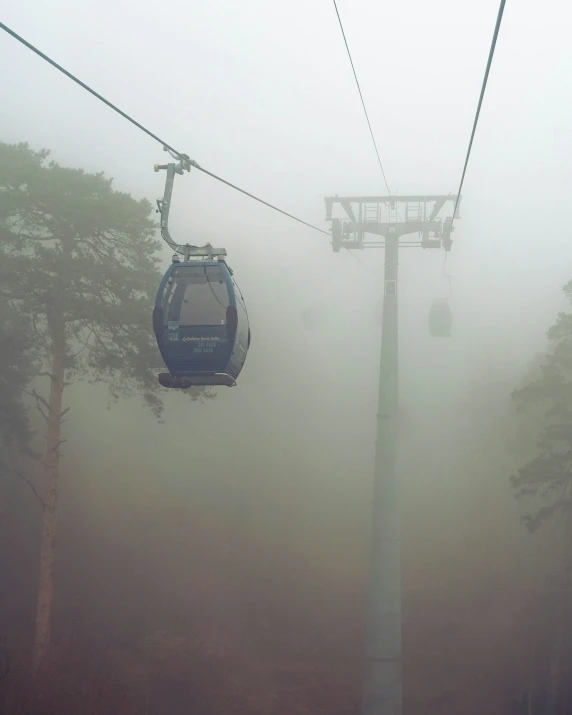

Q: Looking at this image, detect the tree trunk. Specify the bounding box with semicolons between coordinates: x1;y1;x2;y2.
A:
32;323;66;674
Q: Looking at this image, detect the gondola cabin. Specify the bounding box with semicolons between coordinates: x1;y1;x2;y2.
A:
153;259;250;388
428;298;452;338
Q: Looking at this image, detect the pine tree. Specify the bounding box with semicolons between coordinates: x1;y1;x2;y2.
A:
0;141;212;672
511;282;572;533
510;285;572;715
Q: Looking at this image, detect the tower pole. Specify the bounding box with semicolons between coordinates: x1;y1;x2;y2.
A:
324;193;458;715
362;233;401;715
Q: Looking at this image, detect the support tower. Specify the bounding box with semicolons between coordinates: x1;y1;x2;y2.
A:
325;194;460;715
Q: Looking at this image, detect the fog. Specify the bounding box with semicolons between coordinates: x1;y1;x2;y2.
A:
2;0;572;713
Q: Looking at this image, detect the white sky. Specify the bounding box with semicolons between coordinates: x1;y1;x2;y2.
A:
2;0;572;411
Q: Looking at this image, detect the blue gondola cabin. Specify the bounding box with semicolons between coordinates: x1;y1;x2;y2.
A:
153;259;250;388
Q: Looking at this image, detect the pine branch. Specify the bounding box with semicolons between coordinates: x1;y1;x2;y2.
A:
23;388;53;420
12;470;51;511
32;390;51;413
49;439;67;456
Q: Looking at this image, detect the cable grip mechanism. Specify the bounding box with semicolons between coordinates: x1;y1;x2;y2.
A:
154;147;194;250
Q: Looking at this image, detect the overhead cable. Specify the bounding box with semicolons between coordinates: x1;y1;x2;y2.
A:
452;0;507;223
0;21;330;238
332;0;392;196
192;164;330;235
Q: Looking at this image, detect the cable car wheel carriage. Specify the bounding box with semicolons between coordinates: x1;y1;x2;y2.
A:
152;150;250;389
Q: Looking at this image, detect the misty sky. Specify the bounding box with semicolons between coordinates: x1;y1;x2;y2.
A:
5;9;572;710
5;7;571;674
2;0;572;403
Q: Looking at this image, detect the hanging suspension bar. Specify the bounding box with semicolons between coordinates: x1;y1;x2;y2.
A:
154;150;192;250
154;149;226;260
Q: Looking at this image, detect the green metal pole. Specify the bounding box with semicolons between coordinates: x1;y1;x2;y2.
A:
361;233;402;715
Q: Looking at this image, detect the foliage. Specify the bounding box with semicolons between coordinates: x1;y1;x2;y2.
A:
0;161;37;453
0;140;212;419
0;298;35;454
511;281;572;532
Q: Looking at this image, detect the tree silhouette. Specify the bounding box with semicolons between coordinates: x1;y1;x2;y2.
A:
511;281;572;532
0;299;35;455
0;141;212;672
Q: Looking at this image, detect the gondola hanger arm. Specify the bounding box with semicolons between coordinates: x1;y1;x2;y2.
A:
154;152;197;252
154;152;226;261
